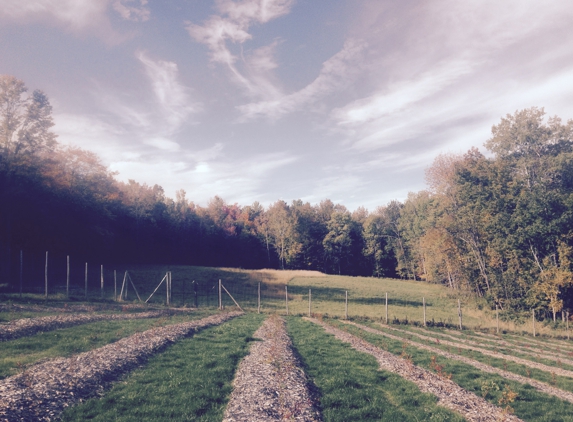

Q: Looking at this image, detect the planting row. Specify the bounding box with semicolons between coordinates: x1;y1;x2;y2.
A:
5;311;573;421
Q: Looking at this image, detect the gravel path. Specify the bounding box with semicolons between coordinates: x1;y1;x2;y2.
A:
345;321;573;405
0;312;241;422
0;309;194;342
223;316;321;422
382;324;573;379
310;318;521;422
409;326;573;367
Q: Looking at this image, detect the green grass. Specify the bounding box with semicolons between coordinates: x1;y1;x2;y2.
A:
60;313;265;422
0;310;216;379
359;321;573;393
287;317;465;422
329;319;573;421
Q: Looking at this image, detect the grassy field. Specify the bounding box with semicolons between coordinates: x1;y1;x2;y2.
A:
0;310;216;379
3;264;572;336
59;314;264;422
287;317;464;421
330;319;573;421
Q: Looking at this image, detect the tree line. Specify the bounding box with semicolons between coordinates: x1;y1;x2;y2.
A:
1;75;572;315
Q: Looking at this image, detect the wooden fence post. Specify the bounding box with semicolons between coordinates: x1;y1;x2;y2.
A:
532;309;536;337
167;272;171;306
458;299;462;330
423;297;426;327
84;263;88;299
385;292;388;324
194;281;197;308
308;289;311;317
218;279;222;310
19;250;23;299
567;311;570;341
496;304;499;334
285;286;289;315
258;282;261;314
44;251;48;299
345;291;348;320
100;265;104;299
114;270;117;301
66;255;70;299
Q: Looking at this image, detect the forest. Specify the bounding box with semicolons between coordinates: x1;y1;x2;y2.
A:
1;75;573;315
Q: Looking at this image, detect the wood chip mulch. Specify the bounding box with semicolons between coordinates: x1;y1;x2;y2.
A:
409;325;573;367
223;315;322;422
0;311;242;422
0;309;195;342
384;324;573;379
309;318;522;422
348;321;573;405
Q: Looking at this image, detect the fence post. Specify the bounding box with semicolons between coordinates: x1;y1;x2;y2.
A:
345;290;348;320
258;282;261;314
285;285;289;315
84;263;88;299
66;255;70;299
194;281;197;308
218;279;222;310
423;297;426;327
100;265;104;299
385;292;388;324
567;311;570;340
496;304;499;334
44;251;48;299
167;272;171;306
308;289;311;317
19;250;23;299
458;299;462;330
532;309;536;337
114;270;117;301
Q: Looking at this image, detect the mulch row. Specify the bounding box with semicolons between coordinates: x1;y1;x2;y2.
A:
0;309;194;342
223;316;321;422
310;318;522;422
0;311;241;422
348;321;573;405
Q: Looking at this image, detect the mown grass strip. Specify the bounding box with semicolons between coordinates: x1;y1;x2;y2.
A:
0;309;215;379
287;317;465;422
364;321;573;393
331;319;573;421
60;313;265;422
410;326;573;368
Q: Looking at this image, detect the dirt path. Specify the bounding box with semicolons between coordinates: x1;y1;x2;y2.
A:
344;321;573;405
0;309;194;341
383;323;573;379
0;312;241;422
310;318;522;422
408;326;573;367
223;316;321;422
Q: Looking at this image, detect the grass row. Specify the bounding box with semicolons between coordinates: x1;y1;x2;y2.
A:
370;322;573;390
287;317;465;421
395;324;573;372
328;319;573;421
0;309;217;379
60;313;265;422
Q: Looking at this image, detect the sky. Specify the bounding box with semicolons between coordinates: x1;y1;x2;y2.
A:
1;0;573;211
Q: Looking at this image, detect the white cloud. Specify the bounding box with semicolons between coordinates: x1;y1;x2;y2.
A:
0;0;109;30
136;51;201;133
238;39;367;120
186;0;294;98
113;0;150;22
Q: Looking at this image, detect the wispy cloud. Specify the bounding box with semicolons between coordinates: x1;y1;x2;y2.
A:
136;51;202;132
238;39;367;120
112;0;150;22
186;0;294;99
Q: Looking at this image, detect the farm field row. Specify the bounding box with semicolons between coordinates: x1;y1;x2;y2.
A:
4;307;573;420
